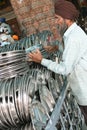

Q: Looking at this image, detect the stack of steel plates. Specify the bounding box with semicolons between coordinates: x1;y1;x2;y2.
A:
0;67;59;129
0;50;29;80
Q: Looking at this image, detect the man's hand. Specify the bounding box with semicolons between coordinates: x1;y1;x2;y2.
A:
28;49;43;63
44;45;58;53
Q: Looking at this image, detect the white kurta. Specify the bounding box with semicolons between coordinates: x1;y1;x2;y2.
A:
41;23;87;105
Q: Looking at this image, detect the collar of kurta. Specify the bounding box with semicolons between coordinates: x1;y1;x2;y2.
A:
63;22;77;39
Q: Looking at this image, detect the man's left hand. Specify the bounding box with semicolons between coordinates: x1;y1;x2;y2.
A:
27;49;43;63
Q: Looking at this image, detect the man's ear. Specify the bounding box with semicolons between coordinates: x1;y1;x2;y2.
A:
65;19;74;27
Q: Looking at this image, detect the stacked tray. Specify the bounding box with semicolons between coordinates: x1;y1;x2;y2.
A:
0;50;29;80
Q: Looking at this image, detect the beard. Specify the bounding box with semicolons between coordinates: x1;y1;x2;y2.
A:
57;20;68;37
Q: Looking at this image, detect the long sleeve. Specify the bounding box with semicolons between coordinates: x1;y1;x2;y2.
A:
41;39;79;75
41;23;87;76
41;36;80;76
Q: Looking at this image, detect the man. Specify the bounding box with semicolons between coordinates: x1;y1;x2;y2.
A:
28;0;87;125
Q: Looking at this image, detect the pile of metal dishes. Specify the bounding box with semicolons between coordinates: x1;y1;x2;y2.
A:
0;66;61;130
0;50;29;80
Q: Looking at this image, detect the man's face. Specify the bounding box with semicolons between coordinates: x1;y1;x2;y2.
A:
55;14;68;36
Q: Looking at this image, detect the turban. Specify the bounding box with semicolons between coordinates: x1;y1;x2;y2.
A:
55;0;79;20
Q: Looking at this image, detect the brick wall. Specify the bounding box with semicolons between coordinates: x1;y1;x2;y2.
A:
10;0;61;40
